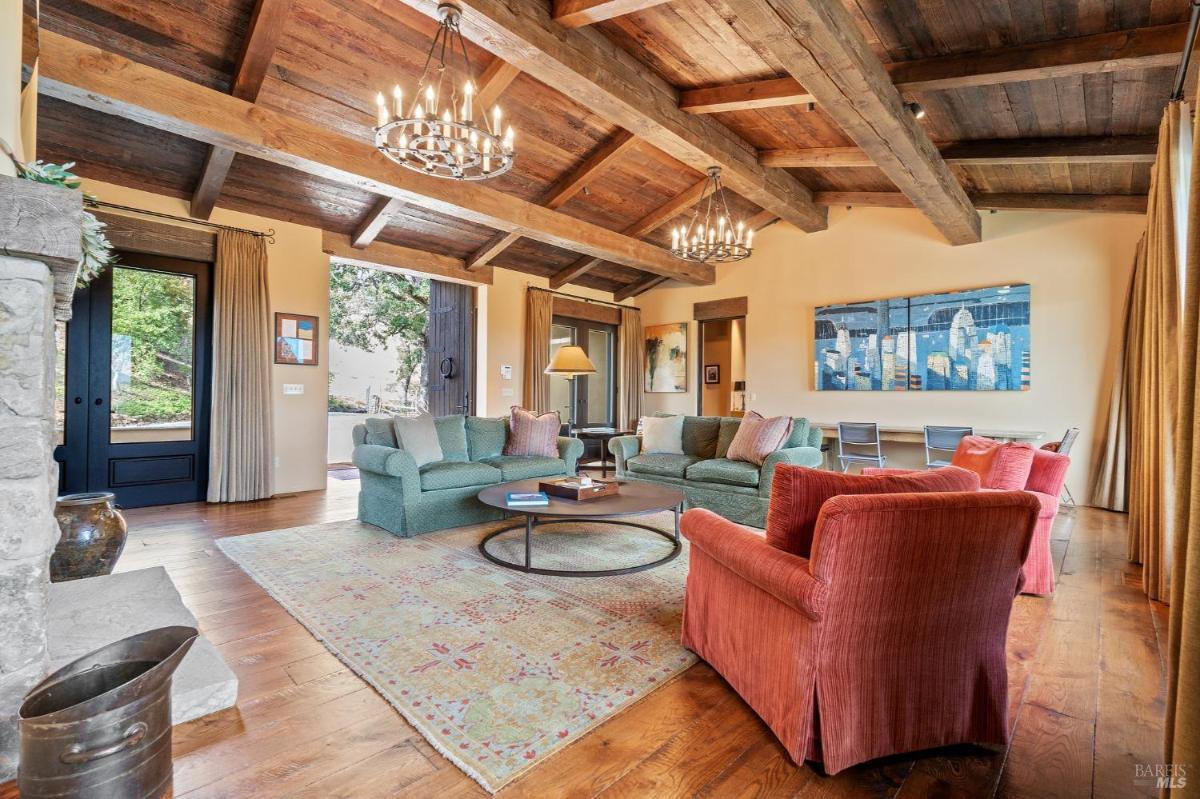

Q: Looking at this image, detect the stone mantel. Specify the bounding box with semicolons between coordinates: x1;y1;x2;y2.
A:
0;175;83;320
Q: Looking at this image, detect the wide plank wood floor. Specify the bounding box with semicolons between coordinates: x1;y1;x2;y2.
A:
2;476;1167;798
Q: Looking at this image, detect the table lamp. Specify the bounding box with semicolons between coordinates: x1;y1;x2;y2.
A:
545;345;596;430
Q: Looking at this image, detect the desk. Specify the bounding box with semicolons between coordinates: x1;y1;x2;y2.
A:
814;424;1045;444
572;428;634;478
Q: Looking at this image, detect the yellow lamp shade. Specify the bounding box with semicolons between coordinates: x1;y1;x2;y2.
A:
545;345;596;376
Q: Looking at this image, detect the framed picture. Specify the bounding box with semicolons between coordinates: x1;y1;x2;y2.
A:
645;322;688;393
704;364;721;384
275;312;320;366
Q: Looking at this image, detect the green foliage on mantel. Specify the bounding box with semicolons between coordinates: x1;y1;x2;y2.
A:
16;160;116;285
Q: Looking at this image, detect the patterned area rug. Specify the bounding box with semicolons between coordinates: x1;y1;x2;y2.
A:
216;514;694;793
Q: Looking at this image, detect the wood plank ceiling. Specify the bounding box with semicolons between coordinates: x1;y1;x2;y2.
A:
34;0;1185;296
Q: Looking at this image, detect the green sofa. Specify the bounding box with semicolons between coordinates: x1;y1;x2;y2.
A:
352;415;584;536
609;415;823;528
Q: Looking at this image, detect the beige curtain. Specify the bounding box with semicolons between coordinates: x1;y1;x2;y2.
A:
522;288;552;413
207;231;274;503
1127;105;1185;602
618;306;644;430
1167;95;1200;796
1091;253;1136;511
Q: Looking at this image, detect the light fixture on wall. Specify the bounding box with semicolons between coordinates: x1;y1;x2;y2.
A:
905;101;926;120
671;166;753;263
372;3;515;181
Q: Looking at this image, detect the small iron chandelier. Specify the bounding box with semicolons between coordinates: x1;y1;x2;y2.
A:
373;3;515;180
671;167;753;263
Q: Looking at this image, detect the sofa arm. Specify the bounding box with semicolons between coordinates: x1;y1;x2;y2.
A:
760;446;824;497
352;445;421;500
861;466;917;477
681;509;828;620
558;436;585;474
608;435;641;475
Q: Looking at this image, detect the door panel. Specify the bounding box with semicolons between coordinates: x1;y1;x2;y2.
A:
425;280;475;416
550;315;617;429
57;253;213;507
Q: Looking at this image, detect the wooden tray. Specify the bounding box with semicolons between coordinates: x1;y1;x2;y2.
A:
539;478;620;501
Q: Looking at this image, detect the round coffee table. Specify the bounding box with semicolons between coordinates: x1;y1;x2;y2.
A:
476;479;685;577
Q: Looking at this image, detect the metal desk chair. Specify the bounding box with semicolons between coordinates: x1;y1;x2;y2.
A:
837;422;886;473
924;425;973;468
1043;427;1080;505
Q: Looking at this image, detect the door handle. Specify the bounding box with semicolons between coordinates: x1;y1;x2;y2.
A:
73;397;82;405
439;357;455;379
93;398;103;406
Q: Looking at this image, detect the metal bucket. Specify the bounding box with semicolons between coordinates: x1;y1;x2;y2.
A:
18;626;198;799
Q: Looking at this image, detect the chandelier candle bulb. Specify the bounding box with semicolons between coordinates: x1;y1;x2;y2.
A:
376;93;388;127
393;85;402;117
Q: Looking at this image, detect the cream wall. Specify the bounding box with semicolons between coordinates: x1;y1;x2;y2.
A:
638;207;1145;501
1;2;23;174
79;179;331;495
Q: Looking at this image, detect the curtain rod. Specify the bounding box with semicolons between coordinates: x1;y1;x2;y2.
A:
86;199;277;243
1171;0;1200;100
528;284;640;311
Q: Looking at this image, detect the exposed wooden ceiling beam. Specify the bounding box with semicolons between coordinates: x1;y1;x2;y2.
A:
681;21;1190;114
761;135;1159;168
549;175;709;289
728;0;980;245
352;56;522;252
392;0;827;234
190;0;291;220
813;191;1147;214
552;0;673;28
614;273;667;301
467;129;638;268
351;196;405;248
324;232;493;285
680;77;815;114
41;32;713;285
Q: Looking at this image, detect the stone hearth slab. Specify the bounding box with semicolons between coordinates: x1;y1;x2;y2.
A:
47;566;238;724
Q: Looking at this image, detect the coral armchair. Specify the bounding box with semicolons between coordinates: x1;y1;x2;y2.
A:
680;489;1040;774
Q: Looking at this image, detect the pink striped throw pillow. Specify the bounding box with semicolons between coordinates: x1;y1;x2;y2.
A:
503;407;561;458
726;411;794;466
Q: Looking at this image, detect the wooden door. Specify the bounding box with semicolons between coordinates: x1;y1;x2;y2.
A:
425;280;475;416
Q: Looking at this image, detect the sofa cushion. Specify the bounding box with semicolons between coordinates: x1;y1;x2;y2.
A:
394;414;443;467
716;418;740;458
434;415;469;462
628;453;702;478
364;416;398;447
951;435;1035;490
642;414;685;454
686;458;760;488
504;407;561;457
418;461;502;491
727;412;794;466
682;416;720;459
480;455;567;481
765;464;982;557
784;417;813;449
466;417;507;460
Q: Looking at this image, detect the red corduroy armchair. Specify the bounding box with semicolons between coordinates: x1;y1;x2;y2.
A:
866;435;1070;594
680;476;1039;774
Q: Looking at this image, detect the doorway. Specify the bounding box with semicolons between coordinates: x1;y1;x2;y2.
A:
56;253;214;507
698;316;746;417
549;314;617;429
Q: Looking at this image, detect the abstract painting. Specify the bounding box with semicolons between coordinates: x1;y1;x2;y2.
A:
815;284;1030;391
645;322;688;393
275;312;320;365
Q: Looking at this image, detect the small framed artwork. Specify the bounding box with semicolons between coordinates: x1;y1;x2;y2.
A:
704;364;721;384
275;312;319;366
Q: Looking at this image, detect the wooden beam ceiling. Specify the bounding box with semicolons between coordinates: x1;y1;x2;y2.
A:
324;232;493;284
726;0;980;245
351;196;405;248
760;135;1159;168
190;0;291;219
681;21;1190;114
40;32;713;285
394;0;827;234
474;58;522;110
614;273;666;301
552;0;673;28
468;128;639;269
549;175;709;288
813;192;1147;214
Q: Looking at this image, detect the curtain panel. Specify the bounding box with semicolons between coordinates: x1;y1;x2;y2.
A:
1126;104;1186;603
618;306;644;431
522;287;552;414
1090;250;1136;512
1167;95;1200;796
207;230;274;503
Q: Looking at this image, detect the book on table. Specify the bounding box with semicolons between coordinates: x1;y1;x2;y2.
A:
506;491;550;507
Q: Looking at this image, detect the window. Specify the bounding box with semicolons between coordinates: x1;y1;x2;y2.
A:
550;315;617;428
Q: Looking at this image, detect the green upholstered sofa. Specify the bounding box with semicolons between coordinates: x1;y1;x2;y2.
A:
609;415;823;528
352;415;584;536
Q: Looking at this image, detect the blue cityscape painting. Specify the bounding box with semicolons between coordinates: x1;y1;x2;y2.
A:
815;284;1031;391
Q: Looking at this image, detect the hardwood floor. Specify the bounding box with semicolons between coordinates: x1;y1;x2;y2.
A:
3;478;1166;798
